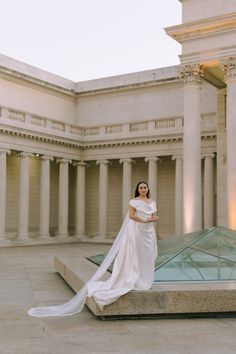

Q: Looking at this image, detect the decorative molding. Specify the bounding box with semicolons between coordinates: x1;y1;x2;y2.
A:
222;57;236;81
179;64;205;85
0;125;216;151
165;12;236;43
0;127;82;148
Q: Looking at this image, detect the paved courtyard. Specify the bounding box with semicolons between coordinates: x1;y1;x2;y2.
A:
1;243;236;354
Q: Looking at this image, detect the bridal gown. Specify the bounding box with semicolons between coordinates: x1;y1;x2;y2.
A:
87;199;158;310
28;198;158;317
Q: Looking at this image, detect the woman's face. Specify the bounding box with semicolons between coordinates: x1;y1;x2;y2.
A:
138;183;149;197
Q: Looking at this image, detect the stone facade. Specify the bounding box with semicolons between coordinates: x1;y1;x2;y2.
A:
0;0;235;245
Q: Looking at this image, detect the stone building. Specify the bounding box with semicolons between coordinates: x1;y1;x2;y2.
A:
0;0;236;246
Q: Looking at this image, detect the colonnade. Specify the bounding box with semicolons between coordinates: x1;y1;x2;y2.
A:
180;59;236;232
0;149;216;241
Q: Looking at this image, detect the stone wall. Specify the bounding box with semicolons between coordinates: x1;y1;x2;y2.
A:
182;0;236;23
0;77;76;124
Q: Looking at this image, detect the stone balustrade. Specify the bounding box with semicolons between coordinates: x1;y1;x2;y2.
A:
0;106;217;144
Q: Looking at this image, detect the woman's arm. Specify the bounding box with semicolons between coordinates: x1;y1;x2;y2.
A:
129;205;149;223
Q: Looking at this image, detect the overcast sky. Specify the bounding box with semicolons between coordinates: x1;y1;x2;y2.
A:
0;0;182;82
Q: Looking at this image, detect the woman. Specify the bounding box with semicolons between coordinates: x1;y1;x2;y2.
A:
28;181;158;317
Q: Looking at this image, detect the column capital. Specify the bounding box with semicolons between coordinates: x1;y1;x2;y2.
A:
179;64;205;86
205;153;216;159
172;155;183;161
96;159;111;166
144;156;161;163
17;152;33;158
119;158;135;164
0;149;10;155
40;155;54;162
202;153;215;159
56;158;72;165
73;161;88;167
222;57;236;81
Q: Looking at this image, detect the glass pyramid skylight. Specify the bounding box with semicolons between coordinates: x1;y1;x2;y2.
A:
154;226;236;282
87;226;236;282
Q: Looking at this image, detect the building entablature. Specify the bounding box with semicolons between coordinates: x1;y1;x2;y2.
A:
165;12;236;43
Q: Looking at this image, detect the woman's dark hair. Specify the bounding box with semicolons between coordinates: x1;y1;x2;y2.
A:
134;181;150;198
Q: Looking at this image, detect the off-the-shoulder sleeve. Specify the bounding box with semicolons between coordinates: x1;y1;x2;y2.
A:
129;199;140;209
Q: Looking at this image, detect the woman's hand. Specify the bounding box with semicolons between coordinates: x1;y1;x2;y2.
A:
146;215;159;222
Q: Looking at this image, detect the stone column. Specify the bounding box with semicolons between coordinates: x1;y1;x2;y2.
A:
203;153;215;229
119;158;134;218
172;155;183;235
180;64;204;233
0;149;10;238
17;152;33;238
39;155;53;237
145;157;160;202
56;158;72;237
73;161;87;238
223;58;236;229
96;160;110;237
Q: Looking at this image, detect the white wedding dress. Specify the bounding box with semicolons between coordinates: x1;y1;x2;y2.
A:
28;199;157;317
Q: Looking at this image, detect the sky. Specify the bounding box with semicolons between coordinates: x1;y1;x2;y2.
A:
0;0;182;82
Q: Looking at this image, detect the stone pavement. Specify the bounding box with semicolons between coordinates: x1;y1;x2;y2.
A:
1;243;236;354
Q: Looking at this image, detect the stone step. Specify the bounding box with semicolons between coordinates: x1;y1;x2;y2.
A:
54;255;236;319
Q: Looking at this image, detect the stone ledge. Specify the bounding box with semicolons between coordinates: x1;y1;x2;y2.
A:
54;255;236;319
0;235;113;248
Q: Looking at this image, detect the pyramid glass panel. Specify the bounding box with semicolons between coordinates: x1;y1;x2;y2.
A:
87;226;236;282
154;226;236;282
191;226;236;263
155;229;208;268
154;247;236;282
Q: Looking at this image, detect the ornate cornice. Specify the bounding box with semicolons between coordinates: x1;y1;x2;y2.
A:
179;64;205;85
0;125;183;149
165;13;236;43
0;126;216;151
0;127;82;148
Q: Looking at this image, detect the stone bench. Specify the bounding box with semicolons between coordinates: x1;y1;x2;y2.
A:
54;255;236;319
